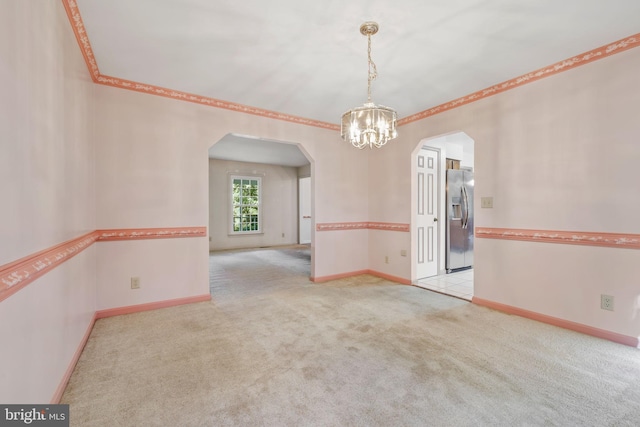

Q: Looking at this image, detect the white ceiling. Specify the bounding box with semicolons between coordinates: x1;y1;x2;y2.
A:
75;1;640;163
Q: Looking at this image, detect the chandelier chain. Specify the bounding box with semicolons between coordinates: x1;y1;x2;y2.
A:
367;34;377;103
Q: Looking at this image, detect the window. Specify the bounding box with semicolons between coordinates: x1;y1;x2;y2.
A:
230;176;261;234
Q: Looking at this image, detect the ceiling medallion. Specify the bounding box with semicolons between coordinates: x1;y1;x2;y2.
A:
341;21;398;149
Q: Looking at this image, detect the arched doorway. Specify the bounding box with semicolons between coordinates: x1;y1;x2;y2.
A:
207;133;315;296
411;131;475;300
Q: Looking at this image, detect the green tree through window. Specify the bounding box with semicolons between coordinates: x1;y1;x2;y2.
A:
231;177;261;232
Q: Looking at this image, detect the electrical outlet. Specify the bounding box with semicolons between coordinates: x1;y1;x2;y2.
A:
131;277;140;290
384;256;389;264
601;294;614;311
481;197;493;208
282;233;285;238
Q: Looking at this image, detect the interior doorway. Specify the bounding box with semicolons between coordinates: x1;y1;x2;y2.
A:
411;132;475;300
207;133;315;292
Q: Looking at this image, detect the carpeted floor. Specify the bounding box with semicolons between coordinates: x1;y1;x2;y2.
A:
61;246;640;426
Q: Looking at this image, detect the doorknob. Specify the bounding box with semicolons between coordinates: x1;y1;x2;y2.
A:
433;218;438;222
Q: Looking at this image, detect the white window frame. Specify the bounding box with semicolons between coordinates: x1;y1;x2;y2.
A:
229;175;262;235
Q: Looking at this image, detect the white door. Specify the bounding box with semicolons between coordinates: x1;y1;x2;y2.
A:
299;177;311;244
416;148;439;278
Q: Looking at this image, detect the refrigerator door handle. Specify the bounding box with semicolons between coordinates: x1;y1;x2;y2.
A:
459;186;466;229
462;185;469;229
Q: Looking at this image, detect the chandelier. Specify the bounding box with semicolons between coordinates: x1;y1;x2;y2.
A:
341;22;398;149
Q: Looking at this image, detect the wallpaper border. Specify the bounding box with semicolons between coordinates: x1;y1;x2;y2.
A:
398;34;640;125
316;222;410;232
476;227;640;250
0;227;206;302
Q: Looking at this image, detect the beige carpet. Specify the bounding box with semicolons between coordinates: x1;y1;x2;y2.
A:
61;246;640;426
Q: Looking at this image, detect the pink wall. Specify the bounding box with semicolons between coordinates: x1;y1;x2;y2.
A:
91;82;370;286
373;47;640;343
96;239;208;311
0;1;97;403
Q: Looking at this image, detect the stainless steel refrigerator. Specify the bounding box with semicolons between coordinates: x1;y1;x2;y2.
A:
446;169;474;272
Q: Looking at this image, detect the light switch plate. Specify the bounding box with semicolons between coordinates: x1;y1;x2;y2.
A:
481;197;493;208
